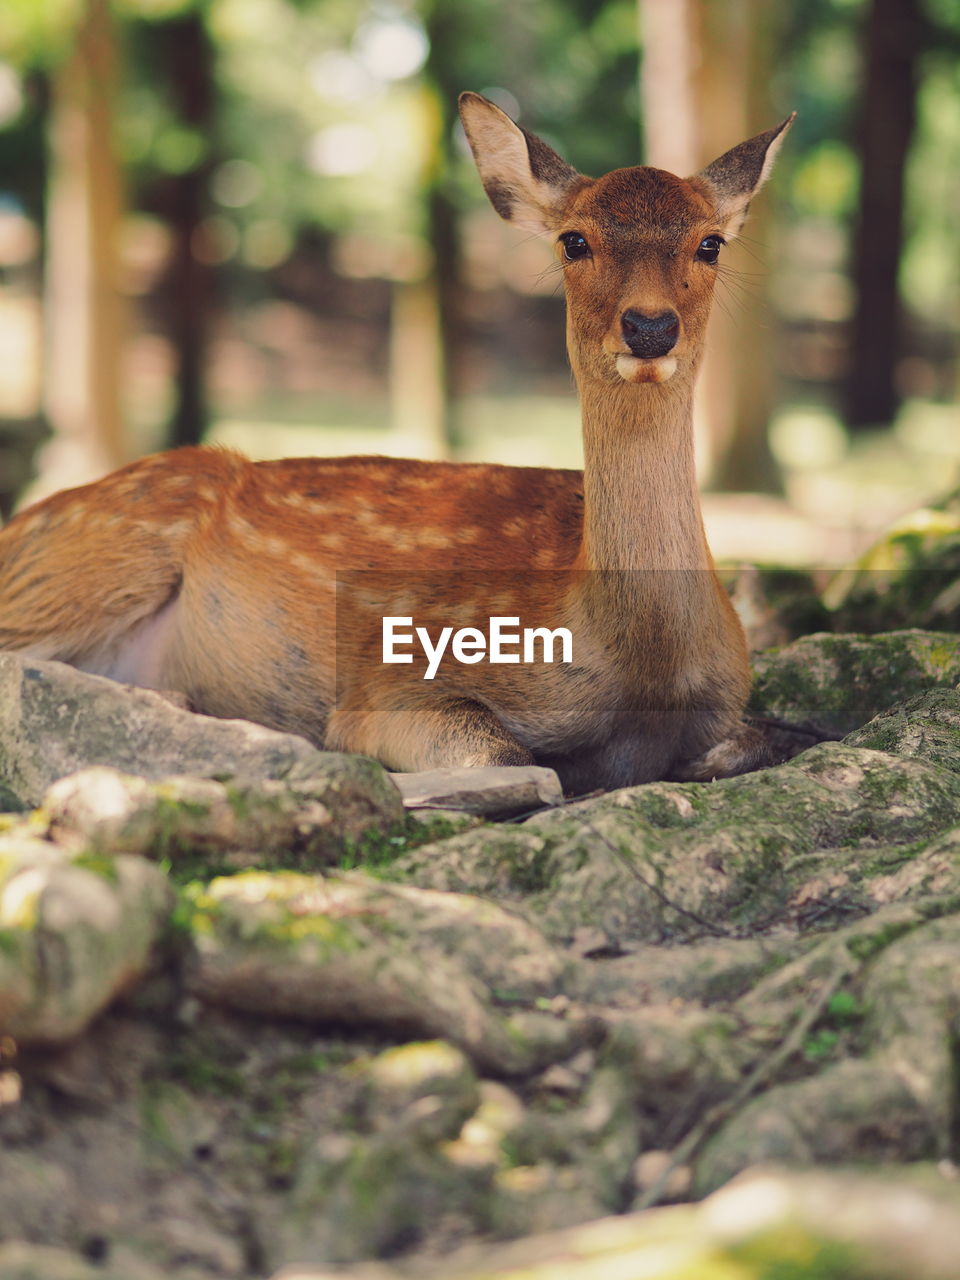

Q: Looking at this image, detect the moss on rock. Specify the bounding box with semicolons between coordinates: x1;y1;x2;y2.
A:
750;629;960;737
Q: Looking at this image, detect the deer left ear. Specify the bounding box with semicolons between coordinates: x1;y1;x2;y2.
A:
691;113;795;240
459;91;586;236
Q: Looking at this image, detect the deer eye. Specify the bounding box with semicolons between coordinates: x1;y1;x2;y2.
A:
559;231;591;261
696;235;724;264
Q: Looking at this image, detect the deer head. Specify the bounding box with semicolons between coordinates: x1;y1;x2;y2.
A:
459;92;793;389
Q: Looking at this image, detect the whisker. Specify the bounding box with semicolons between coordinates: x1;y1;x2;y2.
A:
717;275;762;301
533;261;566;295
729;234;770;267
718;263;767;281
711;289;738;323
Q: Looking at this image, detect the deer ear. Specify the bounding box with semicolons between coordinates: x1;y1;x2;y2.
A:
691;113;795;240
459;92;585;235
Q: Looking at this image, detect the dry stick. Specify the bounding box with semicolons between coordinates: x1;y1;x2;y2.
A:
583;820;733;939
406;787;608;826
634;951;855;1212
746;714;841;744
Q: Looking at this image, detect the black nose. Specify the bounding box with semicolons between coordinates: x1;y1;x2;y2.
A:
621;309;680;359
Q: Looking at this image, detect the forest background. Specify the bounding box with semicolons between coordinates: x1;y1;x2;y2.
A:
0;0;956;569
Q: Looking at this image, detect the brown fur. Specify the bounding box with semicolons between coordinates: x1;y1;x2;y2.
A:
0;97;793;791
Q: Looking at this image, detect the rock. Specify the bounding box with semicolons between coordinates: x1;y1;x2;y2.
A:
390;765;563;818
487;1063;641;1236
0;1243;173;1280
824;491;960;632
749;629;960;737
406;808;481;831
695;1057;932;1195
364;1041;480;1142
282;1117;486;1266
727;563;791;652
694;905;960;1194
604;1005;748;1128
572;935;803;1006
437;1080;526;1182
182;871;585;1076
279;1044;641;1268
4;626;960;1275
0;834;173;1043
0;1153;79;1246
631;1148;692;1201
723;564;830;645
279;1041;486;1265
395;738;960;944
149;1198;248;1276
845;686;960;775
0;657;403;838
267;1164;960;1279
863;825;960;904
41;765;402;868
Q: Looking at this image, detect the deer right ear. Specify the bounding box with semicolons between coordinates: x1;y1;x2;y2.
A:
459;92;585;235
692;113;796;240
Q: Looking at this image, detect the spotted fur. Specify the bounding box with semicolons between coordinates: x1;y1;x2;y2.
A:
0;96;793;791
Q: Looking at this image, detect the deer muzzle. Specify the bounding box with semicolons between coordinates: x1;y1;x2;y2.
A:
613;308;681;384
620;309;680;359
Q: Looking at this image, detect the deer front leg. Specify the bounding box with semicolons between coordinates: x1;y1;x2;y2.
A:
326;697;535;772
669;721;771;782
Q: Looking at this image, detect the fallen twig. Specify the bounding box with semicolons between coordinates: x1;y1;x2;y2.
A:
582;820;733;940
634;950;855;1211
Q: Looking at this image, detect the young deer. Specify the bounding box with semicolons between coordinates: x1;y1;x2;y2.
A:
0;95;792;793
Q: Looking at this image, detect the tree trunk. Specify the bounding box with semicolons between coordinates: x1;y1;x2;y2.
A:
389;276;447;457
157;11;216;449
842;0;922;430
419;6;469;455
426;182;466;453
384;88;454;460
640;0;782;493
32;0;126;502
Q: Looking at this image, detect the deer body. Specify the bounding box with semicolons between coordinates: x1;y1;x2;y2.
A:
0;96;792;792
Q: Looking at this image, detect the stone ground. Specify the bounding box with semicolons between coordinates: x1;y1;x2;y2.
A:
0;626;960;1278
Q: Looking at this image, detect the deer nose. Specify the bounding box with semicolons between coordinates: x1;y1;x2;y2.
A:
620;309;680;359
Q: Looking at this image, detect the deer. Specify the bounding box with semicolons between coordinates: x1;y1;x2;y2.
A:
0;94;793;794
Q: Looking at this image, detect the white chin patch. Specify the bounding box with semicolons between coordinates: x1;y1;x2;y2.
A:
615;354;678;384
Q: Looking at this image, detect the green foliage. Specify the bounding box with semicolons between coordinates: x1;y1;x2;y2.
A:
0;787;26;816
167;879;223;940
791;140;858;217
0;0;80;67
339;814;476;874
72;852;121;884
845;920;917;963
824;491;960;632
118;0;197;17
802;987;864;1062
825;989;861;1021
802;1026;841;1060
731;1232;874;1280
164;1034;245;1097
160;850;227;886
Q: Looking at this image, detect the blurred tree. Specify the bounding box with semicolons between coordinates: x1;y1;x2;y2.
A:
842;0;924;430
905;6;960;409
6;0;950;506
420;0;641;453
640;0;784;493
421;3;469;453
36;0;127;500
0;68;48;516
135;6;217;448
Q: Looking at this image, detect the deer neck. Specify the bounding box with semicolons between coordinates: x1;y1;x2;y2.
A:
576;373;712;574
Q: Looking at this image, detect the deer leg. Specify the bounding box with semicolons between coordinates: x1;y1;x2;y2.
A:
669;721;772;782
326;697;534;772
